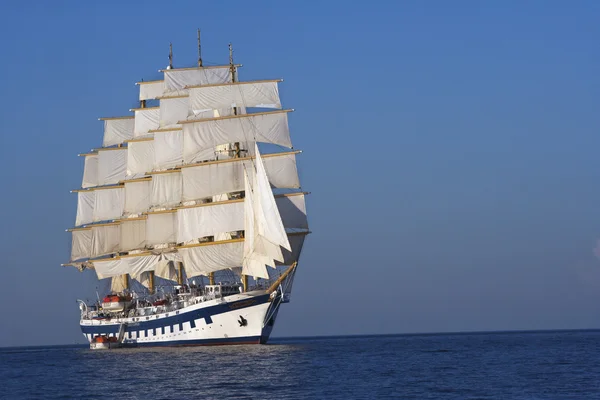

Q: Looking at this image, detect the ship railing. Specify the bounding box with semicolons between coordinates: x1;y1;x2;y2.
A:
80;289;232;321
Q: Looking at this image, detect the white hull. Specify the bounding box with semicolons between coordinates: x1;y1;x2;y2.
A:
80;291;280;346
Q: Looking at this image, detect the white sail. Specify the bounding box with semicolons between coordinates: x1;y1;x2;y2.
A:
253;144;291;251
75;191;95;226
71;228;92;261
242;169;270;279
87;230;306;277
189;80;281;113
159;97;188;129
93;187;124;222
277;194;308;230
163;66;232;96
126;140;155;177
120;219;146;252
94;255;159;280
182;111;292;163
67;51;309;292
177;202;244;244
176;194;306;245
181;152;300;201
280;234;305;265
131;271;152;288
138;81;164;101
154;260;178;281
94;259;127;279
124;180;151;215
91;225;120;258
128;254;161;276
240;145;297;278
262;153;301;188
182;161;243;201
97;149;127;185
146;212;176;246
151;172;182;208
82;155;98;188
102;118;134;147
134;108;160;137
179;241;243;278
154;130;183;170
111;275;128;293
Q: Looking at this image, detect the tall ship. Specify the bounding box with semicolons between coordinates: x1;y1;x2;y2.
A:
63;33;309;348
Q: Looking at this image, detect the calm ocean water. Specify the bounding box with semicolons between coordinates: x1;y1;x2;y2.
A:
1;330;600;399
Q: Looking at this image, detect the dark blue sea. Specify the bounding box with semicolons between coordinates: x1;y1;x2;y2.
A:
2;330;600;399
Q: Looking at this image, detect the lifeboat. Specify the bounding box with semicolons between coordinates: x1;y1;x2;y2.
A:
101;294;132;313
90;335;120;350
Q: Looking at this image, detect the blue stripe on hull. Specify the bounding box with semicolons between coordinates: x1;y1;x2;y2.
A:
134;335;263;347
80;294;270;336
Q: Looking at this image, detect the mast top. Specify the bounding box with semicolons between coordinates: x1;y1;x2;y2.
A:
197;29;203;67
168;42;173;69
229;43;236;83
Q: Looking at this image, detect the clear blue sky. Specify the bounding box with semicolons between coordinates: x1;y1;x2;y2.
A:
1;1;599;347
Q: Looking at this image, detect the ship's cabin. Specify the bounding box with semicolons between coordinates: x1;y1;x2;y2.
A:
204;283;243;297
173;283;242;299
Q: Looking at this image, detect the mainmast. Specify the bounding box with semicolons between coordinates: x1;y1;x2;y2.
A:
229;42;248;292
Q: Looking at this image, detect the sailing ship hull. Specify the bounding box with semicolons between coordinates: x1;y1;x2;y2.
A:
80;292;281;347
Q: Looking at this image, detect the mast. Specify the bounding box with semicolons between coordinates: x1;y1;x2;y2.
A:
229;43;241;158
139;79;146;109
197;29;203;67
168;42;173;69
148;272;155;294
177;262;184;285
229;42;247;291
